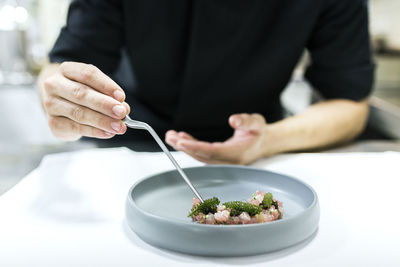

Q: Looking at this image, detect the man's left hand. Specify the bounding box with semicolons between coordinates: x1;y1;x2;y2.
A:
165;113;268;165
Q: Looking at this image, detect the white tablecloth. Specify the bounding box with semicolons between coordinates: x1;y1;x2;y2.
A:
0;148;399;267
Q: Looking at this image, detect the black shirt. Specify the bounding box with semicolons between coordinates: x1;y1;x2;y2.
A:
49;0;374;148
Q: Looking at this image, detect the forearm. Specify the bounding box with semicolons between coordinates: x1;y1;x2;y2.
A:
262;99;369;156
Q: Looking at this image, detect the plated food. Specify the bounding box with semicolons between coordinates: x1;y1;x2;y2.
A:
189;191;283;225
126;165;319;256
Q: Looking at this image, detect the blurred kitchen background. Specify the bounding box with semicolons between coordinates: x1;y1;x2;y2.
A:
1;0;400;194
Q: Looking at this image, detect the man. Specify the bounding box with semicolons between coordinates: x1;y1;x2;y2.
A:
38;0;374;164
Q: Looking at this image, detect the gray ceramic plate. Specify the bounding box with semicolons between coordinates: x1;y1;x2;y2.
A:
126;165;319;256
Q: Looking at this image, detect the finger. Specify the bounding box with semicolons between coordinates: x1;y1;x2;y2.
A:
177;131;197;140
47;75;128;120
175;139;237;162
58;62;125;102
175;144;233;165
48;116;115;141
229;113;266;132
122;102;131;116
166;130;198;148
166;131;240;163
165;135;219;163
165;130;179;146
45;96;126;134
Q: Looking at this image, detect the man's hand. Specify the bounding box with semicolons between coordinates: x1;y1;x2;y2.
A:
165;113;269;165
165;99;369;165
38;62;130;141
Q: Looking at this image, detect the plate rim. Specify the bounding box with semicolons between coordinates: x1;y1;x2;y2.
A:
127;164;319;229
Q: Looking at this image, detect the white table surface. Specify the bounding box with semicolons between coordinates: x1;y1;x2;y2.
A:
0;148;399;267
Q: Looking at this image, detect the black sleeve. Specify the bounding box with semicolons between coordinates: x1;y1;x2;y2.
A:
49;0;124;75
304;0;375;101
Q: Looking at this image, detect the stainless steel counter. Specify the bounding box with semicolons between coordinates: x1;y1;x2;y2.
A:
369;55;400;139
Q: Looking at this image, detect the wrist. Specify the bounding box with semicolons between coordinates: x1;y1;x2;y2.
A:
259;121;291;158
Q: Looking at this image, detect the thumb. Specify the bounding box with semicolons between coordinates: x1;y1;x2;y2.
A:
229;113;266;132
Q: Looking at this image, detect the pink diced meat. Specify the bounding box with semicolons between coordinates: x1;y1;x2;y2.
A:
205;213;216;224
229;216;241;225
247;190;265;206
238;212;251;224
217;204;226;212
192;198;201;209
193;213;205;223
214;210;230;223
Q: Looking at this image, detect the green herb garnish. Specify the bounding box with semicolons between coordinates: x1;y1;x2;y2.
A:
188;197;220;217
261;192;273;209
261;192;281;218
223;201;262;216
277;209;282;219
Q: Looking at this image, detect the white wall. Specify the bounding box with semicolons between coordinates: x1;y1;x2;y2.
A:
37;0;70;51
370;0;400;50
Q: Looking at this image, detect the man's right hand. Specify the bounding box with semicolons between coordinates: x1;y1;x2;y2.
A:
38;62;130;141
